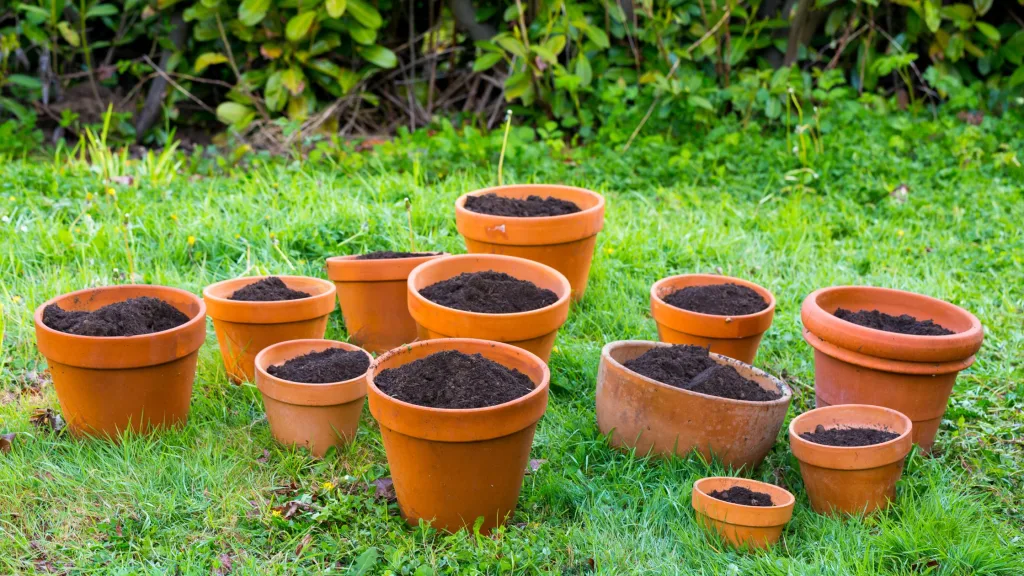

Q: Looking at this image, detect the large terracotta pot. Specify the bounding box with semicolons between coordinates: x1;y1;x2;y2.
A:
691;477;795;550
33;285;206;438
650;274;775;364
596;340;792;470
801;286;984;453
367;338;549;533
455;184;605;300
406;254;571;362
203;275;336;383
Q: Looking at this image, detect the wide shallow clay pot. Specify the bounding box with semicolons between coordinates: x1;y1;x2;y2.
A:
325;253;447;354
691;477;795;550
254;339;372;457
33;285;206;438
366;338;549;533
650;274;776;364
596;340;792;470
407;254;571;363
801;286;983;453
203;276;336;383
455;184;604;300
789;404;913;515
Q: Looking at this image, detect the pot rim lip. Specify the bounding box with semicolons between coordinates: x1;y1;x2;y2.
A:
326;253;451;282
651;273;777;322
788;404;914;454
454;183;605;224
255;339;373;388
692;477;796;511
327;252;446;262
202;275;335;307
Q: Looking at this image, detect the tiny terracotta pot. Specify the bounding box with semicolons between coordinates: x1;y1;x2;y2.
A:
801;286;984;453
203;276;336;383
254;339;372;457
33;285;206;438
455;184;605;300
596;340;792;470
650;274;776;364
691;477;795;550
367;338;550;533
407;254;571;362
326;253;447;354
789;404;913;515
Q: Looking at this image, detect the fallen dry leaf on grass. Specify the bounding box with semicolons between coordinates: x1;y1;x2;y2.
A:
372;478;396;503
525;459;547;475
30;408;65;432
295;533;313;556
271;500;313;520
0;432;14;453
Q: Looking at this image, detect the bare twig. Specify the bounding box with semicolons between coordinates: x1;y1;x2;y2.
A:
141;55;215;114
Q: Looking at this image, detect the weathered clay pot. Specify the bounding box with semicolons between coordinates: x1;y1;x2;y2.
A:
691;477;795;550
789;404;913;515
650;274;776;364
801;286;984;453
455;184;605;300
366;338;549;533
596;340;791;470
254;339;372;457
33;285;206;438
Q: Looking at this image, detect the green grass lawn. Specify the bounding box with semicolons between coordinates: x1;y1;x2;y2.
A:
2;107;1023;575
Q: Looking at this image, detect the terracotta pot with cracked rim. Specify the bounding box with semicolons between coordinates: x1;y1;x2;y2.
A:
692;477;795;550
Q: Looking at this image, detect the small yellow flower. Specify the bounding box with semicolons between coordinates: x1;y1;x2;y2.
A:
897;229;904;237
552;345;560;354
8;196;14;201
320;481;335;491
605;247;615;255
271;509;282;517
187;235;196;246
74;227;81;233
12;295;21;303
265;215;270;220
269;232;276;239
234;234;241;239
85;192;94;201
170;214;178;221
106;188;116;196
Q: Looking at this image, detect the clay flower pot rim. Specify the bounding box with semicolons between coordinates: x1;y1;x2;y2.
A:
651;273;777;321
203;275;335;306
693;477;796;511
455;184;605;223
254;339;373;388
788;404;913;453
326;253;450;283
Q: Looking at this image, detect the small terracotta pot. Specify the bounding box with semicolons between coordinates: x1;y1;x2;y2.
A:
596;340;792;470
455;184;605;300
367;338;549;533
650;274;776;364
254;339;372;457
801;286;984;453
407;254;571;363
325;253;447;354
33;285;206;438
203;276;336;383
691;477;795;550
789;404;913;515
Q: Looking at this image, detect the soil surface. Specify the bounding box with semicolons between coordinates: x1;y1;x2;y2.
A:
800;424;900;446
662;283;769;316
708;486;774;507
834;308;954;336
464;193;582;217
267;348;370;384
228;277;311;301
356;251;439;260
374;350;535;409
418;271;559;313
43;297;189;337
623;345;781;402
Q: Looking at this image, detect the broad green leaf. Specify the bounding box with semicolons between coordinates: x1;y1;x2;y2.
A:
281;66;307;95
542;35;566;57
472;52;503;72
238;0;271;26
347;548;378;576
574;54;592;87
57;22;80;47
326;0;346;18
923;0;941;33
0;96;31;121
358;45;397;68
216;102;255;129
347;0;383;29
1008;65;1024;88
975;22;1000;44
15;4;50;18
307;59;342;78
973;0;993;16
939;4;973;28
6;74;42;89
348;25;377;45
495;36;528;58
582;25;610;49
504;71;532;101
86;3;119;17
338;68;361;93
260;44;284;59
286;11;317;42
531;45;558;64
688;95;714;111
264;71;287;111
194;52;228;72
201;0;220;8
1004;31;1024;65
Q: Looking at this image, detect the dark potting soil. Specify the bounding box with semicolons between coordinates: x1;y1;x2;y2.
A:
355;251;439;260
800;424;900;447
834;308;954;336
464;193;582;217
228;277;310;301
42;297;189;337
623;345;781;402
662;283;769;316
708;486;774;507
418;271;558;313
374;350;535;409
267;348;370;384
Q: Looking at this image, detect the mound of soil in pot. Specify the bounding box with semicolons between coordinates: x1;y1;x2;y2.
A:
43;297;190;337
623;345;781;402
374;350;534;409
356;251;439;260
834;308;954;336
267;348;370;383
662;283;769;316
229;277;311;301
464;193;582;217
418;271;558;313
708;486;774;507
800;424;900;447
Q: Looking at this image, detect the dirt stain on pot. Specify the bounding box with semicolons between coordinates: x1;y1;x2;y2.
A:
418;271;558;313
374;350;534;409
464;193;582;217
229;277;311;301
708;486;774;506
267;348;370;384
355;251;440;260
662;283;769;316
623;345;781;402
834;308;954;336
43;297;189;336
800;424;900;446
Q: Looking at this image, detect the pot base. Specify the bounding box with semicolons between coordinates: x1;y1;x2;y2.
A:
696;516;785;550
797;460;904;515
213;316;330;383
654;324;764;365
463;236;597;301
264;396;363;457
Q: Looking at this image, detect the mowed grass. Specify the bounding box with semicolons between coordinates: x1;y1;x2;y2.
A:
1;107;1023;575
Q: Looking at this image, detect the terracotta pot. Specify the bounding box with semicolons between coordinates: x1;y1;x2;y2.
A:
203;276;336;383
455;184;604;300
691;477;795;550
801;286;984;453
650;274;776;364
789;404;913;515
407;254;571;363
254;339;371;457
596;340;791;470
325;253;447;354
33;285;206;438
367;338;549;533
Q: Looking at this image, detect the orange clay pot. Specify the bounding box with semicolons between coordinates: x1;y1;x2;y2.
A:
801;286;984;453
596;340;792;471
407;254;571;363
203;276;336;383
691;477;795;550
367;338;549;533
33;285;206;438
254;339;372;457
789;404;913;515
455;184;605;300
650;274;776;364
